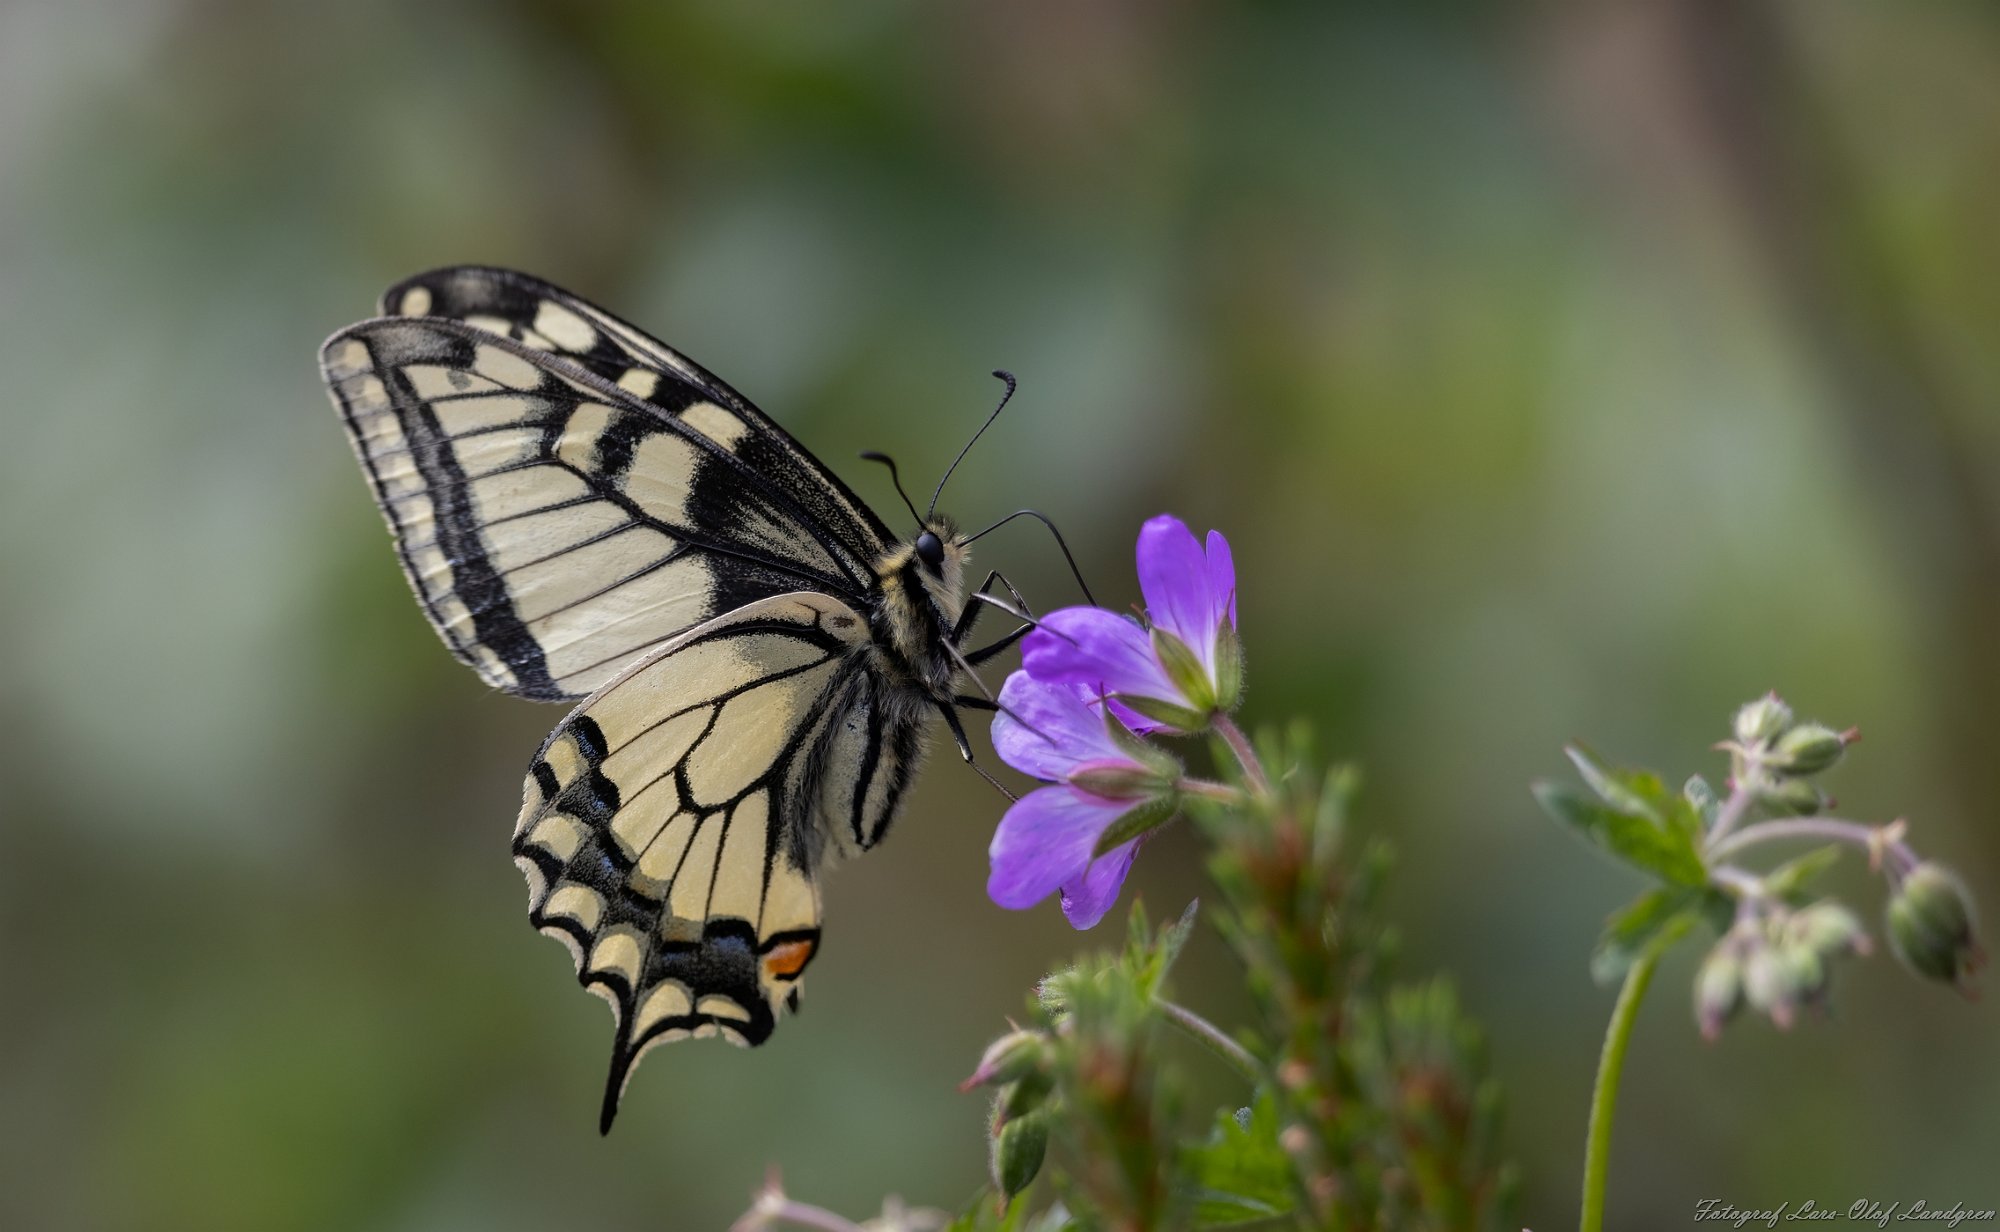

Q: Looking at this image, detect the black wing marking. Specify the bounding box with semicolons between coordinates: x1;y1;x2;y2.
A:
381;265;898;562
322;317;884;701
511;592;925;1132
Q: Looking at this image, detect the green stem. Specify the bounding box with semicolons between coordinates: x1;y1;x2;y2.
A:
1581;950;1660;1232
1158;998;1262;1087
1211;713;1271;798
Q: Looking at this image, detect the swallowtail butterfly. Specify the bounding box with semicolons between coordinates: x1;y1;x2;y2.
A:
321;267;1036;1131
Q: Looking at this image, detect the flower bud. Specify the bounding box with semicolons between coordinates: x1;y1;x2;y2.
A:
1887;863;1983;990
1000;1067;1054;1121
1742;943;1786;1020
1066;760;1172;801
1694;944;1744;1040
1770;723;1851;776
1734;693;1794;746
1778;945;1827;1016
1786;902;1871;959
960;1029;1048;1091
990;1105;1049;1201
1756;776;1826;817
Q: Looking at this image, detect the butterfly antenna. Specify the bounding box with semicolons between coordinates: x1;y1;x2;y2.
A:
964;508;1098;607
928;370;1017;520
859;451;924;526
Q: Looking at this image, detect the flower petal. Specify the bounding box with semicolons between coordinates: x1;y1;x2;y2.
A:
986;786;1130;911
1023;608;1178;701
1136;515;1215;665
991;673;1132;780
1060;837;1143;929
1204;528;1237;631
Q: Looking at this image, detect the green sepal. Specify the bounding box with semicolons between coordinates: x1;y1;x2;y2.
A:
1103;706;1181;778
1115;693;1211;733
1151;625;1216;713
1091;794;1181;859
1211;621;1244;711
1532;780;1708;887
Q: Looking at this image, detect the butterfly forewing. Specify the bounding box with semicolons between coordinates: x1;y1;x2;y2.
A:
323;316;884;700
380;265;895;566
512;591;919;1131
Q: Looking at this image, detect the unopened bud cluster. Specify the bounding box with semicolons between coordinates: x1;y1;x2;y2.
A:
962;1028;1055;1202
1696;901;1870;1038
1726;693;1855;816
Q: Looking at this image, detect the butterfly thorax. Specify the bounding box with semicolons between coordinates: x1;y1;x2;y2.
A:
866;518;969;699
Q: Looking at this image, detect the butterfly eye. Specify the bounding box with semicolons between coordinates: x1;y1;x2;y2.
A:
914;531;946;576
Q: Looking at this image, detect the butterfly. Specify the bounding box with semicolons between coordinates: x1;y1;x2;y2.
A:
319;267;1065;1132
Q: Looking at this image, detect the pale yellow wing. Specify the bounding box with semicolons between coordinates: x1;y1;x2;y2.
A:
512;591;926;1132
320;317;884;702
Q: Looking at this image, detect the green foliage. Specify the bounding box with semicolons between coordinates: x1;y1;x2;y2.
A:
943;727;1514;1232
1590;884;1735;986
1180;1096;1292;1227
1533;745;1708;887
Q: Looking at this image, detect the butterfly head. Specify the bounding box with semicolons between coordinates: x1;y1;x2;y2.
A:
869;516;971;691
895;516;969;621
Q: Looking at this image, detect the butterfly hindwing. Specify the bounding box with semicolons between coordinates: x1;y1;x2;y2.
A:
511;591;925;1131
322;316;885;701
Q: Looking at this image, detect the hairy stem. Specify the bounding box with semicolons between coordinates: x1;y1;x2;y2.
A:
1581;949;1660;1232
1707;816;1917;871
730;1200;869;1232
1212;713;1271;797
1704;778;1758;844
1158;998;1262;1087
1177;777;1248;805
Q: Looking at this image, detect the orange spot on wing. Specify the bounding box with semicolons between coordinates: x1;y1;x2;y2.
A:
763;939;816;980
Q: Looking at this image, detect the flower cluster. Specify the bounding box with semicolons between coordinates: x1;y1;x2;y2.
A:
985;514;1243;928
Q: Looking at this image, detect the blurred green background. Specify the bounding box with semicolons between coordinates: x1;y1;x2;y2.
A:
3;1;1997;1228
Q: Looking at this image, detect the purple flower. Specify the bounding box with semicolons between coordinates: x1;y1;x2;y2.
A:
1022;514;1241;732
986;672;1180;930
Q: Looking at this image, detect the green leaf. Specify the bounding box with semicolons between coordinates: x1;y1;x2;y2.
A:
1125;899;1201;1000
1684;775;1720;829
1764;845;1844;903
1157;899;1199;977
1591;889;1702;984
1180;1093;1295;1227
1532;781;1708;887
1566;745;1670;820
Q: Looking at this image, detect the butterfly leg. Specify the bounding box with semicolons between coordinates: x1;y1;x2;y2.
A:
956;570;1037;667
936;700;1018;801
